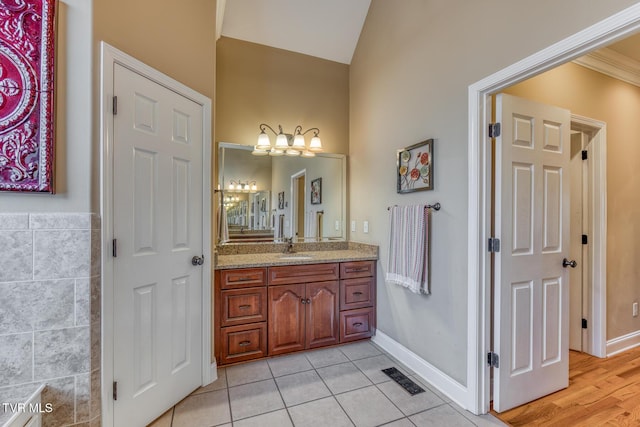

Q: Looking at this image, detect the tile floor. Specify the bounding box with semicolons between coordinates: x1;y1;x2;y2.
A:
148;341;506;427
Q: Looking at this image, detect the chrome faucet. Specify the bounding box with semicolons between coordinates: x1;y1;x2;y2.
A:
283;237;295;253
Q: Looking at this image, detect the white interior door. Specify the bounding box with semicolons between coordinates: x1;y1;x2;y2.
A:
569;130;587;352
494;93;572;412
112;63;204;426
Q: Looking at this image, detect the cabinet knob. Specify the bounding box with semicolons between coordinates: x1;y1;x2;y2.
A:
301;298;307;304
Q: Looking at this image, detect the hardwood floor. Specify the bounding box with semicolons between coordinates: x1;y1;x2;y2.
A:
493;346;640;426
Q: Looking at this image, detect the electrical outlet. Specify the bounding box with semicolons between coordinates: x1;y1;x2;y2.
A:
351;220;356;232
363;221;369;233
633;302;638;317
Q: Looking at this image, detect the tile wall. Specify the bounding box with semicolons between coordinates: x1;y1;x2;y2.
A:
0;213;101;427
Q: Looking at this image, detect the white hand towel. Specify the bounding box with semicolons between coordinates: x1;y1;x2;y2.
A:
218;205;229;243
386;205;430;294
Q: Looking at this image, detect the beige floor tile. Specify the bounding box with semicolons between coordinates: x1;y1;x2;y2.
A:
172;389;230;427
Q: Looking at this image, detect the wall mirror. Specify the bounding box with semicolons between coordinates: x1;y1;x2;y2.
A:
218;142;346;244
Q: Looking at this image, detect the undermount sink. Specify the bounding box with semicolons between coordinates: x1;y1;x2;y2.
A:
279;254;313;260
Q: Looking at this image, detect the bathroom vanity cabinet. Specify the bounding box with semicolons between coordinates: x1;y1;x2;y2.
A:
214;259;376;365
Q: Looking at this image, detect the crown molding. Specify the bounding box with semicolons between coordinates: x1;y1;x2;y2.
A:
573;47;640;87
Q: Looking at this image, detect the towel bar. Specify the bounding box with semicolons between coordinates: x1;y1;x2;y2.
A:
387;202;441;211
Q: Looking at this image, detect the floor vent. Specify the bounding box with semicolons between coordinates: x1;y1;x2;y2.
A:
381;367;425;395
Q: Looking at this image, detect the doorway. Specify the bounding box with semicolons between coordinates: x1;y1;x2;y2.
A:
291;170;306;239
467;6;640;415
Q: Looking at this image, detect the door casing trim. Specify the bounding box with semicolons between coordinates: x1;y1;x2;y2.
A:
100;42;213;427
467;4;640;414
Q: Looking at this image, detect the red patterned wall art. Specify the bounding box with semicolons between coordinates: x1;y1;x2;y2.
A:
0;0;56;192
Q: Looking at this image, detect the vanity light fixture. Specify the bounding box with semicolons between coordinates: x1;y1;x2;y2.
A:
253;124;323;157
227;180;257;193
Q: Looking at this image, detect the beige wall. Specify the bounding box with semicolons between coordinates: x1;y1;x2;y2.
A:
93;0;216;101
504;62;640;341
350;0;639;384
215;37;349;156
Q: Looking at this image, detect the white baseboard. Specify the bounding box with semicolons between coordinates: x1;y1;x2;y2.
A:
372;330;469;409
606;330;640;356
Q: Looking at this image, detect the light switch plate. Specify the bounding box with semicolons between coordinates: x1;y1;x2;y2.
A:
363;221;369;233
335;220;340;231
351;220;356;232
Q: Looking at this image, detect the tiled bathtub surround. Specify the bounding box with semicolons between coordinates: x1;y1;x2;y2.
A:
0;213;101;427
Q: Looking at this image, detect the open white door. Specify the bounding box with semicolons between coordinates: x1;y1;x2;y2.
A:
493;93;572;412
112;63;204;426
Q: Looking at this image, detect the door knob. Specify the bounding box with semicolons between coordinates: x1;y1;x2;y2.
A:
562;258;577;268
191;255;204;266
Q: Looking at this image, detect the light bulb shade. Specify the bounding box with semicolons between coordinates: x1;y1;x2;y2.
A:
285;148;300;156
275;133;289;148
257;132;271;149
251;147;268;156
243;183;249;191
309;136;323;152
228;183;234;190
251;183;257;191
236;183;242;190
292;134;306;148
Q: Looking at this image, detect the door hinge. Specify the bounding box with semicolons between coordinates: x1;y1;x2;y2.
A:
582;150;588;160
113;381;118;400
582;234;588;245
488;237;501;253
488;352;499;368
582;318;588;329
489;123;501;138
112;238;117;258
113;96;118;115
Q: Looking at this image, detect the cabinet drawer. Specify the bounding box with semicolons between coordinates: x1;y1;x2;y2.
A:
220;323;267;364
269;263;339;285
221;287;267;327
340;261;375;279
220;268;267;289
340;277;374;310
340;307;374;342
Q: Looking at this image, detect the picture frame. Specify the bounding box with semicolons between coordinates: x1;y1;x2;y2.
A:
278;191;285;209
397;139;433;193
310;177;322;205
0;0;57;192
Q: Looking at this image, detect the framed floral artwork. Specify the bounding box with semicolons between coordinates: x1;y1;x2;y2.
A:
0;0;57;192
397;139;433;193
310;177;322;204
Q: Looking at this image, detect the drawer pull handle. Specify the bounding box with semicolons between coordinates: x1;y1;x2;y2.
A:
353;291;363;296
239;340;251;347
353;322;363;327
238;304;252;309
350;268;368;272
232;277;254;282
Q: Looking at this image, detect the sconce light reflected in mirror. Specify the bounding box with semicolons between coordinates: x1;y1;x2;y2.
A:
227;180;257;193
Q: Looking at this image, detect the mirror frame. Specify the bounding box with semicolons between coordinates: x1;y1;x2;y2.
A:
217;142;347;243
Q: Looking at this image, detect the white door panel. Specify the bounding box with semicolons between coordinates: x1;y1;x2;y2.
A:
113;63;204;426
494;93;571;412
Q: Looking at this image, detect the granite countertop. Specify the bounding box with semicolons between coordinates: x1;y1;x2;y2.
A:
215;242;378;270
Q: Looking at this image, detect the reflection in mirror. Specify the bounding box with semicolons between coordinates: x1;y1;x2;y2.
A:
218;142;346;244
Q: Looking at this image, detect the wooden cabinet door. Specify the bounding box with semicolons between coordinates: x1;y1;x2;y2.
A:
268;284;306;355
306;281;339;349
